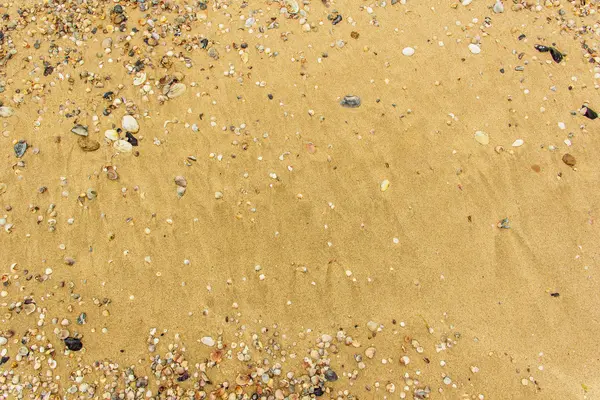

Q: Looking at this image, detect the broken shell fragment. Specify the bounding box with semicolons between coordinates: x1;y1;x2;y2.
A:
133;72;147;86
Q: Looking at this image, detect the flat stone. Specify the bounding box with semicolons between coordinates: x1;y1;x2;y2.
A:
340;95;361;108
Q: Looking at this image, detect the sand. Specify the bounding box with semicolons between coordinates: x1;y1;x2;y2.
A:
1;0;600;398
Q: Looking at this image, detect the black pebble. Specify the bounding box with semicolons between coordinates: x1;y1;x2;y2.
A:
44;66;54;76
200;38;209;49
550;292;560;297
582;105;598;120
113;5;123;14
241;42;248;49
126;132;138;146
549;47;563;63
534;44;550;53
268;94;273;100
64;337;83;351
313;387;324;396
500;68;505;74
332;15;342;25
0;356;9;366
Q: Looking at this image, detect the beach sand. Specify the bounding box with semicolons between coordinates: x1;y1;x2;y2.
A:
1;0;600;398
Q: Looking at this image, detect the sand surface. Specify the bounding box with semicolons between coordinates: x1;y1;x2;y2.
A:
1;0;600;398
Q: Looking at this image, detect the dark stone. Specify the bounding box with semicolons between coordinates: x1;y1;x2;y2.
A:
113;5;124;13
324;369;338;381
64;337;83;351
14;141;27;158
582;105;598;120
313;387;324;396
340;95;361;108
549;47;563;63
126;132;138;146
332;14;342;25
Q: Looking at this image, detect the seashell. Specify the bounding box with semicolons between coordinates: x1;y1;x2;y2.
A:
106;166;118;180
86;188;97;200
133;72;147;86
167;83;186;99
78;137;100;152
71;124;88;136
113;139;133;153
283;0;299;14
177;186;186;197
0;106;15;117
236;374;252;386
122;115;139;132
493;0;504;13
105;129;119;141
174;176;187;187
512;139;524;147
23;303;36;315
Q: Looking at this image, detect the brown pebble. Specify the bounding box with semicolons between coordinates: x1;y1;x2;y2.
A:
562;153;576;167
531;164;541;173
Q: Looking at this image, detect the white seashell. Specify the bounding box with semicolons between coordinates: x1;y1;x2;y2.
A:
512;139;524;147
105;129;119;141
462;0;472;5
402;47;415;57
166;83;186;99
201;336;215;346
133;72;147;86
468;44;481;54
493;0;504;13
0;106;15;117
113;140;133;152
122;115;139;133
